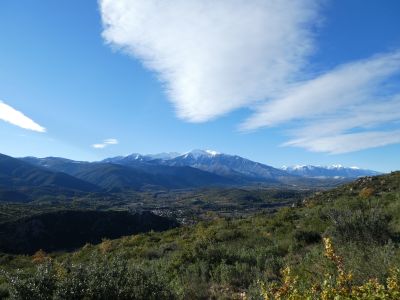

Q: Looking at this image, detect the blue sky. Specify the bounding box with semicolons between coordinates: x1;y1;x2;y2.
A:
1;0;400;172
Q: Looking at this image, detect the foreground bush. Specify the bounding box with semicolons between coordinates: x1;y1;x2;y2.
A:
3;255;174;300
260;237;400;300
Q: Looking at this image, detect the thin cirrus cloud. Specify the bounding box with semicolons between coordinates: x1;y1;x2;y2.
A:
99;0;400;154
242;51;400;153
284;130;400;154
0;101;46;133
92;138;118;149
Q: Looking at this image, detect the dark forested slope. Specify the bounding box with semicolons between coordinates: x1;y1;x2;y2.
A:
0;210;178;254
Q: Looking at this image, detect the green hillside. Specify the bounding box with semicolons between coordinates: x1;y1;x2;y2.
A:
0;172;399;299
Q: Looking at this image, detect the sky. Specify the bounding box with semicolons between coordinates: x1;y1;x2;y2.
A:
1;0;400;172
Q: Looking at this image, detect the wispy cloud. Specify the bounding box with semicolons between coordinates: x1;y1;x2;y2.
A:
241;51;400;153
92;143;106;149
92;138;119;149
241;51;400;129
99;1;400;154
284;130;400;154
0;101;46;132
100;0;321;122
103;138;118;145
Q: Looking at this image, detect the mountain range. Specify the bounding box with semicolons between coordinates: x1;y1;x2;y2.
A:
20;155;232;191
101;149;380;180
282;164;381;178
0;150;382;201
105;149;289;184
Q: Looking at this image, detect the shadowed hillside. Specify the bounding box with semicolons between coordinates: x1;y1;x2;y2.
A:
0;154;99;198
0;210;178;254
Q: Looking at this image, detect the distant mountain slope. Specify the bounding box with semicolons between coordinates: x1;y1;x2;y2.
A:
282;164;381;178
0;154;98;193
71;163;233;190
21;156;89;174
110;150;292;183
71;163;161;190
161;150;293;182
103;152;180;163
0;210;178;254
21;157;235;190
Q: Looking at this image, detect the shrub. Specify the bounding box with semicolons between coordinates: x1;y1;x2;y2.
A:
359;187;375;199
326;208;392;244
32;249;49;264
258;237;400;299
4;255;175;300
6;262;56;300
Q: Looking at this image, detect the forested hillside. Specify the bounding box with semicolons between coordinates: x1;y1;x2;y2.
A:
0;210;178;254
0;154;99;200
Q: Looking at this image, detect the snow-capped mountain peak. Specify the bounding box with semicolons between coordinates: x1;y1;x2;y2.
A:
124;153;145;161
282;164;380;178
105;152;181;163
329;164;344;169
205;149;220;156
147;152;181;160
164;150;288;181
182;149;221;159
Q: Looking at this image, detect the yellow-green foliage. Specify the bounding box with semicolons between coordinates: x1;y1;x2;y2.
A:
359;187;375;199
260;237;400;300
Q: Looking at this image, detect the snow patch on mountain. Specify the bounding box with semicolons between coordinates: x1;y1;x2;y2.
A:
182;149;221;159
282;164;381;178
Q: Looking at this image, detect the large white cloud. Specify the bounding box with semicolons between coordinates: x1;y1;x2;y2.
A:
99;0;321;122
0;101;46;132
99;1;400;154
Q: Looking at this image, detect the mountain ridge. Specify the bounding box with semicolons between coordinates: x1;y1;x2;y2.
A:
20;155;235;191
101;149;380;180
282;164;380;178
0;153;99;194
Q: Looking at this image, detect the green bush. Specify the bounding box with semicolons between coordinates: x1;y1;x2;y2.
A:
326;208;392;244
5;256;174;300
6;262;56;300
